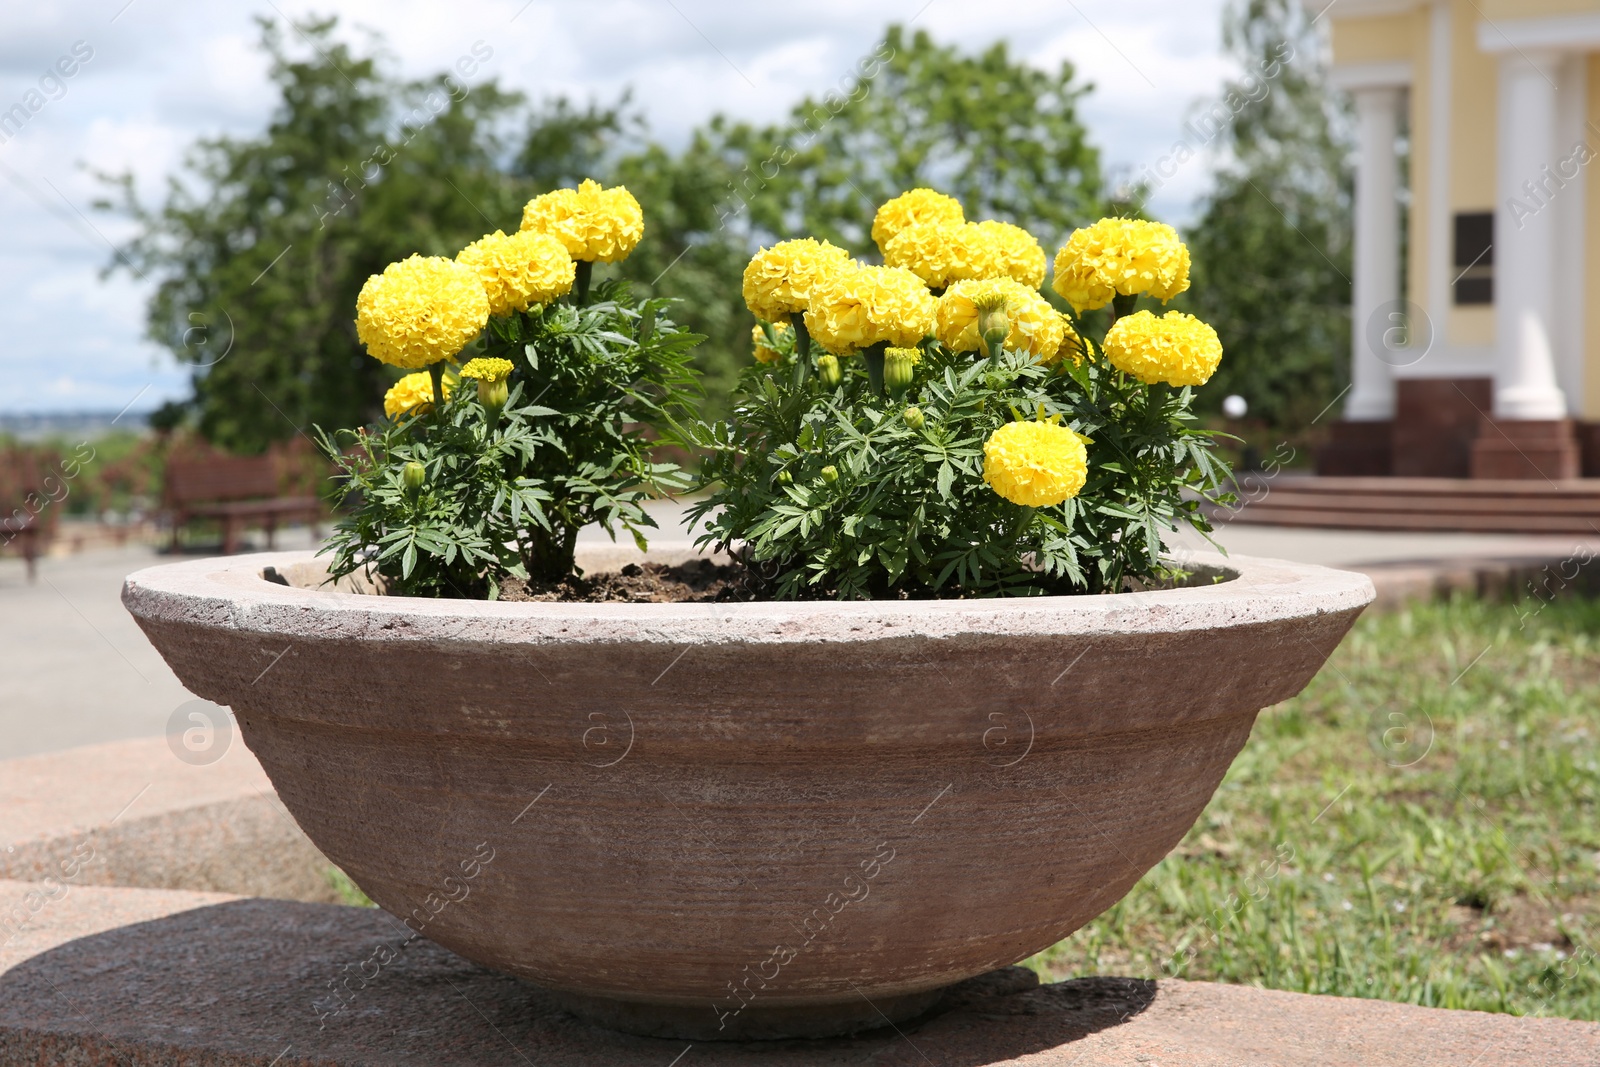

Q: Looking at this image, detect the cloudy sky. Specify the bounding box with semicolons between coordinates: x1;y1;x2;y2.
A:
0;0;1234;416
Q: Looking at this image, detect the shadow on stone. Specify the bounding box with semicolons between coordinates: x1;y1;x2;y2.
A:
0;896;1154;1066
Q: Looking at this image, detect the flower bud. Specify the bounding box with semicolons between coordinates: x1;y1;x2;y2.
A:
883;348;917;396
973;293;1011;354
402;461;426;495
902;406;925;430
477;377;509;421
820;465;839;484
979;309;1009;351
816;354;842;389
777;470;793;485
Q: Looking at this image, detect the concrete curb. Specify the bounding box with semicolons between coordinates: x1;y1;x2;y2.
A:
0;878;1595;1065
1;736;340;904
1351;553;1600;611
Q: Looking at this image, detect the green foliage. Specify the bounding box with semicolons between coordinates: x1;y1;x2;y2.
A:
316;280;700;597
712;25;1107;251
105;19;1110;447
619;25;1109;420
1182;0;1352;434
99;18;614;453
1032;595;1600;1021
691;302;1231;599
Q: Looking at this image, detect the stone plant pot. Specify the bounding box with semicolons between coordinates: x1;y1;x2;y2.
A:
124;549;1372;1040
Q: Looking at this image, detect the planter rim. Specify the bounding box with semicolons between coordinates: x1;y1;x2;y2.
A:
123;549;1375;647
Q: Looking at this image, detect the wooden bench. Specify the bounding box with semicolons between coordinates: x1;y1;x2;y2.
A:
164;456;321;554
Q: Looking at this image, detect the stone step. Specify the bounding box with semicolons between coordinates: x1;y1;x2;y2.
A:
1213;475;1600;534
1219;507;1600;533
1;877;1595;1065
0;734;339;903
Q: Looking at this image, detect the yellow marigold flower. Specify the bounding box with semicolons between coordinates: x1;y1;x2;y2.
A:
751;321;791;364
459;357;514;383
803;264;937;355
871;188;965;252
935;278;1065;360
983;420;1088;508
883;221;999;289
1051;218;1191;313
519;179;644;263
1103;310;1222;387
456;230;574;316
356;255;490;370
383;371;453;419
742;239;853;323
974;220;1047;288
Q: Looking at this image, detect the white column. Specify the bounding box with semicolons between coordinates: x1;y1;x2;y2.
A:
1494;50;1568;420
1348;86;1403;421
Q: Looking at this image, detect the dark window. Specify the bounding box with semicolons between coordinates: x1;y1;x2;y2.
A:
1453;211;1493;305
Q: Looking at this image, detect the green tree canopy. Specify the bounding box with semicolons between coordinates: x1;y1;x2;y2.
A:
103;18;545;452
1181;0;1353;436
616;24;1109;408
105;19;1111;451
701;24;1107;252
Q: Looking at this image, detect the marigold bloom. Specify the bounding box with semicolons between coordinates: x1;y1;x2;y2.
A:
383;371;453;419
871;188;965;252
1103;310;1222;387
1051;218;1191;313
456;230;574;315
742;239;853;323
983;420;1088;508
935;278;1065;360
520;179;644;263
751;321;791;364
973;220;1047;288
459;357;515;383
882;221;998;289
803;265;937;354
357;255;490;369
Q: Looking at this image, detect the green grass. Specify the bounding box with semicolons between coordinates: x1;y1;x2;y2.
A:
1028;594;1600;1020
326;865;374;908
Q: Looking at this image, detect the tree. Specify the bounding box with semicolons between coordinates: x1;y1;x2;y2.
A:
102;18;537;453
707;25;1107;253
106;20;1113;448
1181;0;1353;436
613;24;1110;415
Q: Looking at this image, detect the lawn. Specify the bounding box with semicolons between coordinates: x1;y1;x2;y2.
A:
1029;593;1600;1020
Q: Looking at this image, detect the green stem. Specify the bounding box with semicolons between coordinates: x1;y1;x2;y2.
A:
792;318;812;364
1110;292;1137;327
574;260;593;306
427;363;445;424
863;342;887;397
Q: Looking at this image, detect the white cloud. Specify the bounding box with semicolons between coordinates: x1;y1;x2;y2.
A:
0;0;1238;415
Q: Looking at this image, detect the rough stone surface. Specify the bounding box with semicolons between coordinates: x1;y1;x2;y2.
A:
0;736;340;903
1353;554;1600;610
1;880;1594;1065
120;549;1372;1035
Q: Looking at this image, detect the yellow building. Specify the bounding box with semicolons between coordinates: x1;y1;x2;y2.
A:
1319;0;1600;479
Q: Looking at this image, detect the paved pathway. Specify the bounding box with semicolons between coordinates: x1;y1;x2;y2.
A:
2;509;1591;761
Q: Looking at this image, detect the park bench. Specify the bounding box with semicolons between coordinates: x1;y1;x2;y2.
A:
163;455;321;554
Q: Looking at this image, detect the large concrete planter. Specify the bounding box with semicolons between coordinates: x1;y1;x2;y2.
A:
124;549;1372;1040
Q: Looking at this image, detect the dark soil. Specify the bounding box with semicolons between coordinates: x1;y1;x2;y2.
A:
499;560;747;603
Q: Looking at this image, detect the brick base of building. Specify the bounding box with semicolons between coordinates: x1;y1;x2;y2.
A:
1393;378;1491;477
1470;418;1581;480
1315;419;1392;476
1315;379;1600;479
